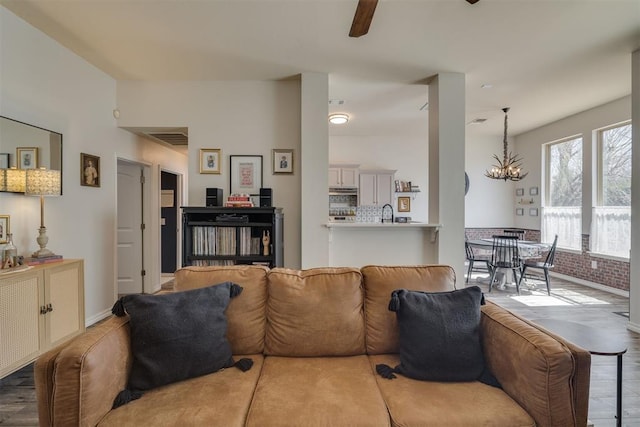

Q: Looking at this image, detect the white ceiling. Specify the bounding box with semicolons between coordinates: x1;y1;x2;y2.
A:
2;0;639;140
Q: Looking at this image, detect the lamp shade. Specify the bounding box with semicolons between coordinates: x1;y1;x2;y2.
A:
25;168;61;196
6;168;26;193
0;169;6;191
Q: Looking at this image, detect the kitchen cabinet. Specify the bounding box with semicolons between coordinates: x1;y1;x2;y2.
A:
329;164;359;188
359;170;396;206
0;259;85;379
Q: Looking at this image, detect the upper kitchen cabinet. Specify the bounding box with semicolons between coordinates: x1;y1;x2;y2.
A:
329;164;359;188
359;170;396;206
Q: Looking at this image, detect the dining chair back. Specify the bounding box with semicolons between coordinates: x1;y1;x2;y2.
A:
503;228;526;239
465;237;490;283
488;235;523;293
519;235;558;295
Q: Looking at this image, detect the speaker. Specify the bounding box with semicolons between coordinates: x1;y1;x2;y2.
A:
259;188;272;207
206;188;223;207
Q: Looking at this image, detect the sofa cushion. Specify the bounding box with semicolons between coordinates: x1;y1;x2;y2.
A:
174;265;268;354
385;286;486;382
361;265;456;354
246;356;389;427
369;354;535;427
98;355;264;427
265;267;365;356
111;282;242;397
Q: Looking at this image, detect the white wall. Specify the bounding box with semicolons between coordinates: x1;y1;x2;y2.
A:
116;79;302;268
0;8;188;324
464;133;516;228
330;134;428;222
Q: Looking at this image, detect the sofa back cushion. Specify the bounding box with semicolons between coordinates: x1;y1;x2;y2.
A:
265;267;366;356
361;265;456;354
174;265;268;355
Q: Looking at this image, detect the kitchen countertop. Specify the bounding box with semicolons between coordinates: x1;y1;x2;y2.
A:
324;222;441;228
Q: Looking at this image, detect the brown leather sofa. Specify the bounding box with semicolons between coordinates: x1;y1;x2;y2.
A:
35;265;591;427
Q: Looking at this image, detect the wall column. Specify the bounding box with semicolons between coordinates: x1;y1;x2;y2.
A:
428;73;466;282
629;49;640;333
300;72;329;268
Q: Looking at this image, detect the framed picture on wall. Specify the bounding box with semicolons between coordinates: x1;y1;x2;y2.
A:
516;188;524;196
272;149;293;174
17;147;38;170
0;215;9;244
230;155;263;195
516;208;524;216
529;208;539;216
81;153;100;187
199;148;221;174
529;187;539;196
398;197;411;212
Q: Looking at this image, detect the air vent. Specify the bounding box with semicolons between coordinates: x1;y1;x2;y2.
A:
148;132;188;146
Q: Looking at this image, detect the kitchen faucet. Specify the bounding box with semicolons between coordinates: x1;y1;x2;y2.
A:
381;203;394;223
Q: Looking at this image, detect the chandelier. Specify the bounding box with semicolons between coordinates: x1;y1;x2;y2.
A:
485;107;528;181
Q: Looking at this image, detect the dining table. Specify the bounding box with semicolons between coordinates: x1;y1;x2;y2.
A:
467;238;552;289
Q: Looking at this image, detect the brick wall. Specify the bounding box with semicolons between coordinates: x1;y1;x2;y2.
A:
465;228;629;292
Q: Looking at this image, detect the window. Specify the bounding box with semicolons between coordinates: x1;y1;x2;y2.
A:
591;122;631;258
542;136;583;250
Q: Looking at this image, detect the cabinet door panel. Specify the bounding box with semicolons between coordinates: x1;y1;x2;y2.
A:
45;265;82;348
376;173;394;206
358;174;377;205
328;168;341;187
341;168;359;187
0;274;41;377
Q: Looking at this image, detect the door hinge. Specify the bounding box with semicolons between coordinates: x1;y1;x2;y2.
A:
140;175;146;184
141;223;146;230
141;269;146;277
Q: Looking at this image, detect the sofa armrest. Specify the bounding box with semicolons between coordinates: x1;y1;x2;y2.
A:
34;316;132;427
481;301;590;427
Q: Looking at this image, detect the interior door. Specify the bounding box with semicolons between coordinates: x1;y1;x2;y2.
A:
117;161;144;294
161;171;178;273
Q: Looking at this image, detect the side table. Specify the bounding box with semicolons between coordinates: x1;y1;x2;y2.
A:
532;318;627;427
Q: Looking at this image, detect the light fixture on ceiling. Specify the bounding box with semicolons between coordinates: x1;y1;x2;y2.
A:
329;114;349;125
485;107;528;182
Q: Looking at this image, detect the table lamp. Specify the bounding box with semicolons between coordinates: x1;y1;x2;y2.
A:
5;167;26;193
25;168;61;258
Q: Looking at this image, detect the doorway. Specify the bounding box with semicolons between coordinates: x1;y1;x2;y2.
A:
161;170;182;275
116;159;148;294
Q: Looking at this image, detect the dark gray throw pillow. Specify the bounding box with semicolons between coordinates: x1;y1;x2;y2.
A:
111;281;250;408
381;286;489;382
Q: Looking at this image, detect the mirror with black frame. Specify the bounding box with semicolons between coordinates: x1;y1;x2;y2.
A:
0;116;63;193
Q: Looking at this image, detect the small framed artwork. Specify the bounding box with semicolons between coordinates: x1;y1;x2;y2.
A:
516;208;524;216
16;147;38;169
230;155;263;195
0;153;9;168
529;208;539;216
81;153;100;187
0;215;9;244
529;187;539;196
199;148;221;174
398;197;411;212
272;149;294;174
516;188;524;196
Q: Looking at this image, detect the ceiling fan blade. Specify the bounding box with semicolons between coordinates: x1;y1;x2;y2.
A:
466;0;480;4
349;0;378;38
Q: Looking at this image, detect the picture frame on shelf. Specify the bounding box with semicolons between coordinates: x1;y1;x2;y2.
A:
80;153;100;187
199;148;221;174
516;188;524;196
398;196;411;212
516;208;524;216
0;153;9;168
0;215;9;243
529;208;539;216
529;186;539;196
272;149;293;174
16;147;38;170
230;155;263;195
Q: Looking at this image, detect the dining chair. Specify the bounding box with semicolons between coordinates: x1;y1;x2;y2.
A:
503;228;526;239
488;235;523;293
518;235;558;295
465;237;491;283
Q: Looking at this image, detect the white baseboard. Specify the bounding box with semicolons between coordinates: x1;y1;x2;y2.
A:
85;309;112;327
627;321;640;334
550;272;629;298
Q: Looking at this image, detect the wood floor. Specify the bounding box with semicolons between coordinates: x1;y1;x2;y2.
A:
1;274;638;426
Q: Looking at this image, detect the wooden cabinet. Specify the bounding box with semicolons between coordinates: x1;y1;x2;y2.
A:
182;207;284;268
329;165;359;188
359;170;395;206
0;259;85;379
